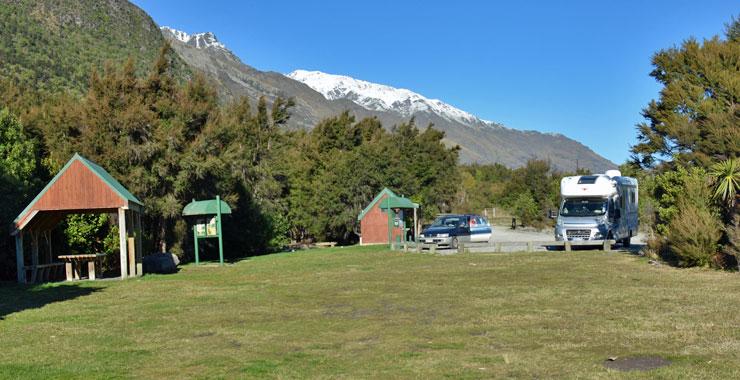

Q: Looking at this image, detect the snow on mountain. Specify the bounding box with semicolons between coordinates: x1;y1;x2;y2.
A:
287;70;490;127
160;26;227;51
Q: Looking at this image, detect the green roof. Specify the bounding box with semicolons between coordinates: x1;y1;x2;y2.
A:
183;199;232;216
357;188;418;221
14;153;142;225
379;196;418;210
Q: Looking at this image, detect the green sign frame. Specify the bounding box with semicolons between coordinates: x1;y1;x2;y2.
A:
183;195;231;266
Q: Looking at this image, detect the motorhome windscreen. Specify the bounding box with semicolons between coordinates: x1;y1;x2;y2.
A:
560;198;607;217
577;176;598;184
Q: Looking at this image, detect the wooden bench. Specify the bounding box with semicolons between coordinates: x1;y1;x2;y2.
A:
58;254;106;281
24;263;65;283
315;242;338;248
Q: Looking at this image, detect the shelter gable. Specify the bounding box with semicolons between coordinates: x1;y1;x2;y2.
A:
31;160;126;211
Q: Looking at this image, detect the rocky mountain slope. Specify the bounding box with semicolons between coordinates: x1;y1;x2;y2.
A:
161;26;614;171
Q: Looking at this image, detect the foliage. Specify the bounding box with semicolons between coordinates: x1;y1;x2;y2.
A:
652;166;714;235
667;203;722;267
0;108;41;280
709;158;740;270
284;114;460;243
0;0;187;96
511;192;539;227
632;18;740;168
709;158;740;207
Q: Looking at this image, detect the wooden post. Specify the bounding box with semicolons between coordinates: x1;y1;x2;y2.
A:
416;243;422;253
135;211;143;276
565;241;571;252
88;261;96;280
15;233;25;284
31;231;39;283
403;244;409;253
128;236;136;276
430;245;436;254
495;242;502;252
527;242;534;252
44;230;53;265
73;261;80;280
603;240;611;252
65;262;73;281
118;208;128;279
458;242;465;254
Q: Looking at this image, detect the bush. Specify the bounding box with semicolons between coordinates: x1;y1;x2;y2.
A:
666;204;721;267
512;192;539;227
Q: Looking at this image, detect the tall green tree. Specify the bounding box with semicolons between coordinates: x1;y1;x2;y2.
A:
632;18;740;168
0;108;41;280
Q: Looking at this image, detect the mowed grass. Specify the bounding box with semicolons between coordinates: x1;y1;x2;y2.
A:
1;246;739;379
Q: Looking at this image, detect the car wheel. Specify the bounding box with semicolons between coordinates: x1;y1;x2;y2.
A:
451;237;459;250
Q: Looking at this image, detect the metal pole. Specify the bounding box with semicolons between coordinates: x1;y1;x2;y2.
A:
387;197;392;248
216;195;224;266
193;225;199;265
413;207;418;243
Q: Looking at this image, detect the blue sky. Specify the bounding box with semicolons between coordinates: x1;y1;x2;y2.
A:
132;0;737;164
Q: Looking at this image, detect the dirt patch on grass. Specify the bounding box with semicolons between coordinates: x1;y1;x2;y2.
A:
603;356;671;371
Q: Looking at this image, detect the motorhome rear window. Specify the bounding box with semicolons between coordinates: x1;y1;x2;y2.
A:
577;176;598;184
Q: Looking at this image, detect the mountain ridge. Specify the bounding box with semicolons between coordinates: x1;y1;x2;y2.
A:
159;25;614;172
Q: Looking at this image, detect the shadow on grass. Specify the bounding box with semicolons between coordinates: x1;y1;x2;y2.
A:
0;282;101;320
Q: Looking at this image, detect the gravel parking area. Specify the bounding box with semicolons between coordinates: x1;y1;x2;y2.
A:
428;227;647;254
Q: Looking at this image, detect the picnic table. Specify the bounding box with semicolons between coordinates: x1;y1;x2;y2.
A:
58;254;106;281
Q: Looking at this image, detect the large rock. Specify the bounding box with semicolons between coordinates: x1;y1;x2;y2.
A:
142;253;180;274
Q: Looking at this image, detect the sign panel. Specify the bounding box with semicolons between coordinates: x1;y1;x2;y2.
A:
195;217;218;237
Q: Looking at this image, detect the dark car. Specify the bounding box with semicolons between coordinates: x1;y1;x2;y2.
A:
419;214;492;248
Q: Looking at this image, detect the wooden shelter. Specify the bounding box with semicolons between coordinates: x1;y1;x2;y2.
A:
357;188;419;245
11;154;144;283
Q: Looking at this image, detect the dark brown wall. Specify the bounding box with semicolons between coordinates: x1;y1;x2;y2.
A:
17;160;125;229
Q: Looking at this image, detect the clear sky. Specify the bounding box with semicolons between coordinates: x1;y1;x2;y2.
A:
132;0;737;164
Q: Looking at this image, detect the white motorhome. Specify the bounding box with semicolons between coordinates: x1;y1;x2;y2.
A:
554;170;638;246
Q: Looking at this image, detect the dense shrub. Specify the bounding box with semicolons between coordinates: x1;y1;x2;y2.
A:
667;204;721;267
512;192;539;227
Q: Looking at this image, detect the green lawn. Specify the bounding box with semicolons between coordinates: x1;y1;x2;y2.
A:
1;246;739;379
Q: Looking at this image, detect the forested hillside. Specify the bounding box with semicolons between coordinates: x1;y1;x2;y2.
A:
0;0;187;95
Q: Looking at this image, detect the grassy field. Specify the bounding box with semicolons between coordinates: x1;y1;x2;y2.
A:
1;246;739;379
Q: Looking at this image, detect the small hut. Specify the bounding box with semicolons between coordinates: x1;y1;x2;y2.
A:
357;188;419;245
11;154;144;283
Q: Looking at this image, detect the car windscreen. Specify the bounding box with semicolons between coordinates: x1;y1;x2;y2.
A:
430;216;462;227
560;198;607;217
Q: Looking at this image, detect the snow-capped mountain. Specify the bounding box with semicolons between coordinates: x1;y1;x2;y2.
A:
161;26;614;171
161;26;228;51
287;70;489;127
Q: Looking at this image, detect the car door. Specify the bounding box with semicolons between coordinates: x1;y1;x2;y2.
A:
457;216;472;242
